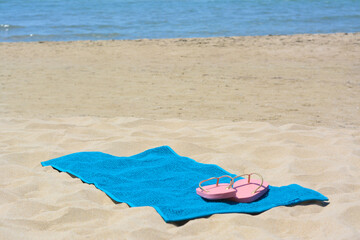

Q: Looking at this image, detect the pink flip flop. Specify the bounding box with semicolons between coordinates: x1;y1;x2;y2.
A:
196;175;236;200
228;173;269;203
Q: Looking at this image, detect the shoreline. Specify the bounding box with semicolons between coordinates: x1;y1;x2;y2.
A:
1;31;359;44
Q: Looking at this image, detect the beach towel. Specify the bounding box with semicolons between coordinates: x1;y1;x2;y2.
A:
41;146;328;222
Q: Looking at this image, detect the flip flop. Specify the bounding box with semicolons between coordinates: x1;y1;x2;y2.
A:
196;175;236;200
228;173;269;203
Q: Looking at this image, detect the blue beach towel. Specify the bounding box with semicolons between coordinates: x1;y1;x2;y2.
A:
41;146;328;222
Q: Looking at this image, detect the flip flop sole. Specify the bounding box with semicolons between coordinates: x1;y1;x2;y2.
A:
229;179;269;203
196;183;237;200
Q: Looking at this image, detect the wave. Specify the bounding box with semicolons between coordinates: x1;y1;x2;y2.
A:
50;25;132;30
0;32;127;42
319;14;360;21
0;24;24;30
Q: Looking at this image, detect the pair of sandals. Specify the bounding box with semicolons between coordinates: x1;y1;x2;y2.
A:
196;173;269;203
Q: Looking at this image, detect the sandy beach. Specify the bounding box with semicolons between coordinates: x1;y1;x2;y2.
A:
1;33;360;239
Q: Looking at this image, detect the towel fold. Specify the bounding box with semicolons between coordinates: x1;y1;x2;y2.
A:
41;146;328;222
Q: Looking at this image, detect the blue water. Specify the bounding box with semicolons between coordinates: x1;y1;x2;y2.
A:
1;0;360;42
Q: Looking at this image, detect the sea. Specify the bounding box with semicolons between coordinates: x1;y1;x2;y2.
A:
1;0;359;42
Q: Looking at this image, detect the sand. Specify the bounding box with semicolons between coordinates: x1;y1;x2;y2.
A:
0;33;360;239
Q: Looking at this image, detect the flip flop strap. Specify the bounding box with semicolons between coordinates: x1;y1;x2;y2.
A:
231;173;264;193
199;175;233;192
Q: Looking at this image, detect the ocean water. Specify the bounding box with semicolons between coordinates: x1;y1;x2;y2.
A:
1;0;359;42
